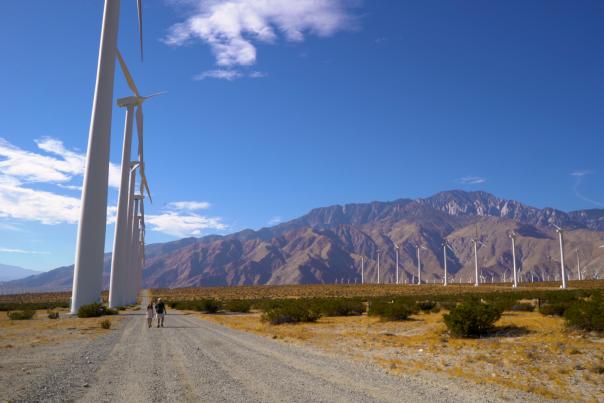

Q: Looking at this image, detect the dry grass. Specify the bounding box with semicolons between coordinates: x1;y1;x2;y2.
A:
0;308;122;349
197;309;604;400
150;280;604;301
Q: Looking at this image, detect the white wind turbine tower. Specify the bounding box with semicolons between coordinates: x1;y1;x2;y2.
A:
71;0;145;314
108;50;158;307
509;231;519;288
553;224;567;289
442;241;454;286
470;229;486;287
376;250;381;284
394;244;400;284
360;256;364;284
415;244;427;285
575;248;582;281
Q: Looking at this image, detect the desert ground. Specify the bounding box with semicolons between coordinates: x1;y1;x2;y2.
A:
1;283;603;402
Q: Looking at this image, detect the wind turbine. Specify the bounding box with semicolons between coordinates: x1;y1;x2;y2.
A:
71;0;145;314
470;229;486;287
553;224;567;289
442;241;454;286
415;244;427;285
376;250;381;284
394;244;400;284
509;231;519;288
575;248;582;281
360;256;364;285
108;52;157;307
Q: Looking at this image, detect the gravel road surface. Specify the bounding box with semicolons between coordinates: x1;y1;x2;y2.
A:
3;297;539;403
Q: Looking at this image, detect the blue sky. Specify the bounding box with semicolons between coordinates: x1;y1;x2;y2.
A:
0;0;603;271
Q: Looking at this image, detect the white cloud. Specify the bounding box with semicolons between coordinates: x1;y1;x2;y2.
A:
0;247;49;255
165;0;355;68
194;69;268;80
0;137;120;189
570;170;591;177
0;175;81;224
456;176;486;185
0;136;123;225
249;71;268;78
268;216;282;225
570;170;603;207
194;69;243;80
166;201;212;211
146;212;227;237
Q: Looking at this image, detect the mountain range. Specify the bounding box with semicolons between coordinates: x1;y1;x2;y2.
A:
2;190;604;294
0;264;41;282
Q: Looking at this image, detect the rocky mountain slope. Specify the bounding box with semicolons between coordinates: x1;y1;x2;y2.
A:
2;190;604;293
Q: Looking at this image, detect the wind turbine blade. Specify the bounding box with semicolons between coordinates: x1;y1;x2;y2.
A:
137;0;144;61
116;49;140;97
599;245;604;248
143;91;167;100
447;244;455;253
553;224;562;231
140;169;152;203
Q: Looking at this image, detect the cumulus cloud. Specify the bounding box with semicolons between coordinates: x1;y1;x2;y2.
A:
146;200;227;237
165;0;355;78
166;201;212;211
456;176;486;185
0;137;123;225
147;212;227;237
0;137;228;237
0;137;120;189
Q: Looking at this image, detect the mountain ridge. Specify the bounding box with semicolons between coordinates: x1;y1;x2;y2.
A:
2;190;604;294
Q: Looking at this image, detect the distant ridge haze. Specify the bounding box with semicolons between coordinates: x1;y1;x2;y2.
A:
2;190;604;294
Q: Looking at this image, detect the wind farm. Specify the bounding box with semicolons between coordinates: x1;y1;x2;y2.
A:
1;1;604;402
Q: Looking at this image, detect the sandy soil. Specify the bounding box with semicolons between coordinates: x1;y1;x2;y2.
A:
0;300;541;403
199;310;604;401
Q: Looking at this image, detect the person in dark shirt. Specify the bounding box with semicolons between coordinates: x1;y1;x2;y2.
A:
155;298;166;328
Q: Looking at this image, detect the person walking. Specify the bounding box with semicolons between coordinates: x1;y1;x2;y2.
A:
155;298;166;328
145;301;154;328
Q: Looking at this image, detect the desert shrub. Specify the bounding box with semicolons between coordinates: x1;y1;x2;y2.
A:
564;296;604;332
312;298;365;316
7;310;36;320
223;299;252;313
47;310;60;319
443;303;502;338
418;300;437;312
368;299;418;321
0;302;69;311
510;303;535;312
539;302;571;317
439;300;458;311
77;303;117;318
199;299;222;313
261;299;321;325
168;299;222;313
100;319;112;329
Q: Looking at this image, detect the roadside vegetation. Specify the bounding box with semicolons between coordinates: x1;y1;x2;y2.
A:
77;303;118;318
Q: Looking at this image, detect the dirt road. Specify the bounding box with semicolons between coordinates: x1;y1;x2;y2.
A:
3;297;537;402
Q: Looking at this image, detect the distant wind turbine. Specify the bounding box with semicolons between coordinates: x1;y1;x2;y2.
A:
470;228;486;287
415;244;427;285
509;231;519;288
442;241;454;286
553;224;567;289
394;244;400;284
